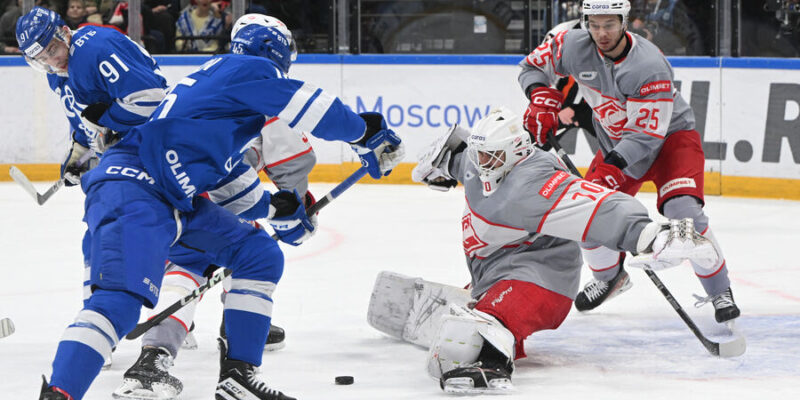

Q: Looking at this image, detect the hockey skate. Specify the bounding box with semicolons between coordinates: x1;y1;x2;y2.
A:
39;376;71;400
216;356;295;400
112;347;182;400
220;318;286;352
574;267;632;311
440;362;513;395
694;287;741;323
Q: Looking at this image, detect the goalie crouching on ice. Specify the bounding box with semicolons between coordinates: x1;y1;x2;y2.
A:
368;107;720;395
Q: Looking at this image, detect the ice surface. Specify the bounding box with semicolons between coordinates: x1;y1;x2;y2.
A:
1;182;798;399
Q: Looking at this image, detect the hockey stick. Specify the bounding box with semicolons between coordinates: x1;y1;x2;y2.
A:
126;166;370;340
8;150;94;206
0;317;14;339
546;131;745;357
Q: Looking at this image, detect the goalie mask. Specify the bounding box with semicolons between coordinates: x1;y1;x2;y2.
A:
231;24;294;74
16;6;71;74
467;108;534;196
231;14;297;66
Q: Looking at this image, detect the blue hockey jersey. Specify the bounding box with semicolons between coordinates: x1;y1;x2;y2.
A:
89;54;367;212
49;25;167;148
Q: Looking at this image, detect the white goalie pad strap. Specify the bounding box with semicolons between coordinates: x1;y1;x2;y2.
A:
426;305;514;379
61;310;119;360
224;279;277;317
580;246;621;272
427;314;485;378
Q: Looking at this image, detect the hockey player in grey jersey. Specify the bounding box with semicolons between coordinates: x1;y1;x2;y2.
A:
518;0;739;322
411;107;720;394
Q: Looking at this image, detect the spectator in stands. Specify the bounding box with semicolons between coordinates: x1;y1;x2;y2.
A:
64;0;88;29
175;0;230;53
0;0;22;54
145;0;179;53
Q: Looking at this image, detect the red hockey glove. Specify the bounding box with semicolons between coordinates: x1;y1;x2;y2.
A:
304;191;316;209
523;87;564;146
585;162;626;190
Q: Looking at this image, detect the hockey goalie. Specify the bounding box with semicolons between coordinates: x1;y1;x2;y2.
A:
368;107;721;395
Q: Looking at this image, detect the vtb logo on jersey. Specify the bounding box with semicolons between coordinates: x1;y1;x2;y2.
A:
593;100;627;139
462;213;487;258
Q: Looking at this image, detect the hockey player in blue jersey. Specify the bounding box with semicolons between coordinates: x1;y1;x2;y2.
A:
15;6;168;186
38;22;404;400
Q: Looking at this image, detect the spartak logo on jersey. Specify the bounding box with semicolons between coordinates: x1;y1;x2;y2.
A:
593;100;628;139
462;213;487;258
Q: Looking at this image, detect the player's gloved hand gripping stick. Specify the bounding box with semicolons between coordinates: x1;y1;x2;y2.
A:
125;166;369;340
8;149;95;206
546;131;745;358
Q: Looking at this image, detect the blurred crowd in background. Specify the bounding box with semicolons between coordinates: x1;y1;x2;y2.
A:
1;0;799;57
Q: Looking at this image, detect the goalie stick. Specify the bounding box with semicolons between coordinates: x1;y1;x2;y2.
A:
126;166;369;340
546;131;745;358
8;150;94;206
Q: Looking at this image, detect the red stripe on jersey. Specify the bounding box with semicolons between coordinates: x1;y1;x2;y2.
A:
536;179;579;233
265;146;314;169
467;198;525;231
581;191;615;242
622;128;665;139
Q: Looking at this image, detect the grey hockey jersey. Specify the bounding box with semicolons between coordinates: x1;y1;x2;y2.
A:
451;148;651;299
518;29;695;179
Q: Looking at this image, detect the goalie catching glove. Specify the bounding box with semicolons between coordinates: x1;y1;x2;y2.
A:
628;218;720;272
267;189;317;246
350;112;405;179
411;124;470;191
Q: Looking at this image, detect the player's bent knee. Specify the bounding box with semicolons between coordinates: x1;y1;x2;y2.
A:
225;232;284;283
663;195;708;232
84;288;145;339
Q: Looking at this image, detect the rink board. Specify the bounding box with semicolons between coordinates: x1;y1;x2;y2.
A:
0;55;798;199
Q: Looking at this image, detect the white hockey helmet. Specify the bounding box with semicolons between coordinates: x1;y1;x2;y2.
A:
581;0;631;30
231;14;297;62
467;107;534;197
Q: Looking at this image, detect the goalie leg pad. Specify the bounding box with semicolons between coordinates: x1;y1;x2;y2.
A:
367;271;471;347
426;305;515;379
473;280;572;359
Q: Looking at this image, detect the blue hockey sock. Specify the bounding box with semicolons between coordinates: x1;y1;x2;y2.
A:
224;309;270;366
50;341;104;399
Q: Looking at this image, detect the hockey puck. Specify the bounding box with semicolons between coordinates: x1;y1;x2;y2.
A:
335;376;354;385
